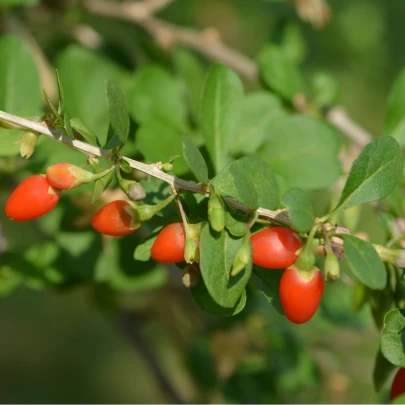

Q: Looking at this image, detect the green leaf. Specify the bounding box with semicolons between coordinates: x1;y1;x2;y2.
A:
70;117;99;146
0;266;21;297
211;156;279;210
373;349;396;393
341;234;386;289
109;264;168;291
225;210;248;237
136;121;189;176
55;69;65;115
134;232;161;262
257;45;305;101
281;24;307;64
281;188;315;233
173;48;206;123
64;111;75;140
57;45;131;146
44;89;61;121
312;71;340;107
91;168;115;203
258;115;341;190
230;164;258;209
231;91;287;156
386;68;405;146
200;63;244;173
0;35;41;115
380;309;405;367
104;123;121;150
331;136;403;215
199;226;252;308
106;79;130;144
128;64;187;130
182;134;209;184
191;282;246;317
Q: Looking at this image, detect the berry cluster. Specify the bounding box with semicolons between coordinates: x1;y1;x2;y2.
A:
5;163;143;236
5;162;325;325
151;223;324;324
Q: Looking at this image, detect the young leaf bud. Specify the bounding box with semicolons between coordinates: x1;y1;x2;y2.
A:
162;162;173;172
14;131;39;159
231;238;252;276
208;193;225;232
127;182;146;202
184;236;199;264
324;251;340;280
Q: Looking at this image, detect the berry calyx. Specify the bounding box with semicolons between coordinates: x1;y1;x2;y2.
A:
91;200;140;236
151;222;186;263
391;368;405;403
279;266;324;324
46;163;112;190
5;174;61;221
251;227;302;269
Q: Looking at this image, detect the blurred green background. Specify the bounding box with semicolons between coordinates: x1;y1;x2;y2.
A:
0;0;403;402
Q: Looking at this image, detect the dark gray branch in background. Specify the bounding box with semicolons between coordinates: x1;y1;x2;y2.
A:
116;310;184;404
82;0;373;148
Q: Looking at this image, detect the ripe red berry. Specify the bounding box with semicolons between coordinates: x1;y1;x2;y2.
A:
251;227;302;269
391;368;405;403
279;266;324;324
5;174;61;221
151;222;186;263
91;200;140;236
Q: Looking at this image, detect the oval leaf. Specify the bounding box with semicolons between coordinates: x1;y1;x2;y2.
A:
173;48;205;123
182;134;209;184
341;234;387;289
0;35;41;114
258;115;341;190
70;117;99;146
128;64;187;130
191;282;246;317
257;44;305;101
211;156;279;210
332;136;403;215
281;187;315;233
380;309;405;368
201;63;244;173
57;45;131;146
199;226;252;308
106;80;129;144
231;91;286;156
385;68;405;146
230;164;258;209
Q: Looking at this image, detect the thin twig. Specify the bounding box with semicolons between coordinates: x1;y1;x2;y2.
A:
326;106;373;148
0;110;289;225
82;0;258;80
82;0;373;146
